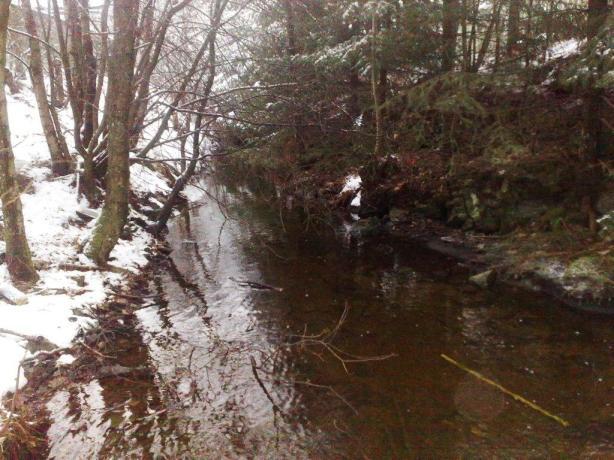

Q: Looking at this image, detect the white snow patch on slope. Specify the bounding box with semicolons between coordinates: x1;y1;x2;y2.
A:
341;174;362;194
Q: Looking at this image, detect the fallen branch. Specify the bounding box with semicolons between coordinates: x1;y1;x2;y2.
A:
58;263;131;275
230;277;284;292
0;328;58;353
441;353;570;427
78;340;114;360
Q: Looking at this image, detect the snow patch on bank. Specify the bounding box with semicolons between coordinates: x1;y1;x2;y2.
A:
340;174;362;209
341;174;362;194
0;87;165;406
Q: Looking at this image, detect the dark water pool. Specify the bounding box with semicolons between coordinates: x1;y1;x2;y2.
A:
45;179;613;458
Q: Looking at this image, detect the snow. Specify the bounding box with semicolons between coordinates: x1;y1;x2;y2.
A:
56;354;76;366
341;174;362;194
0;86;168;410
547;39;581;60
341;174;362;209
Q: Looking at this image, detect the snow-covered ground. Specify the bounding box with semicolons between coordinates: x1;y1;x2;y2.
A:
0;87;171;413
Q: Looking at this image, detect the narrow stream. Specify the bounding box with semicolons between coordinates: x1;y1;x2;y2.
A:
45;179;612;458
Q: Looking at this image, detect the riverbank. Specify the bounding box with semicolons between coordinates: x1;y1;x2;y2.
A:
214;154;614;314
212;36;613;313
6;176;613;457
0;88;176;451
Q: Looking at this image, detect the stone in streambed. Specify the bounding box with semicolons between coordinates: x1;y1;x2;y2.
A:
469;269;497;289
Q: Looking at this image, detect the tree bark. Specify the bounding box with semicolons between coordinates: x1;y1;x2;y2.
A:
506;0;521;58
154;0;225;233
87;0;139;264
80;0;97;149
21;0;72;175
585;0;608;160
130;0;192;148
580;0;609;233
371;11;384;157
282;0;306;155
442;0;460;71
473;1;501;72
0;0;39;285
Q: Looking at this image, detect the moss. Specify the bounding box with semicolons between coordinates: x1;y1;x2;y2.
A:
564;255;613;286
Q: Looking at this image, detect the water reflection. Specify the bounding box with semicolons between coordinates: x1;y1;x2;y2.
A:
45;179;613;458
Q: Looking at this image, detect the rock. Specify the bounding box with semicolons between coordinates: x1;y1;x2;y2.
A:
388;207;409;224
596;188;614;215
500;201;548;231
469;269;497;289
349;217;383;238
598;212;614;241
70;275;86;287
76;207;99;222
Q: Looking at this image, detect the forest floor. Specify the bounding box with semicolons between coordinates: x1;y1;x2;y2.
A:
0;87;173;440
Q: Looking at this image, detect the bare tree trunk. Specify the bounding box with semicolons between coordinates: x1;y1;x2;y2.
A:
0;0;38;285
469;0;479;68
494;4;501;70
154;0;226;233
87;0;139;264
473;1;501;72
93;0;110;138
80;0;97;149
66;0;84;122
581;0;608;233
3;67;20;94
282;0;306;155
524;0;533;72
585;0;608;160
52;0;97;202
21;0;72;175
53;58;65;105
442;0;460;71
461;0;469;71
371;11;383;157
129;0;192;148
506;0;520;58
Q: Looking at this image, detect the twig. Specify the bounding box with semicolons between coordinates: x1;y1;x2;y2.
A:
79;340;113;360
441;353;570;427
250;356;285;416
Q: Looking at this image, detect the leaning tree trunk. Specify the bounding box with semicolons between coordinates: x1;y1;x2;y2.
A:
153;0;225;233
22;0;72;176
87;0;139;265
0;0;38;285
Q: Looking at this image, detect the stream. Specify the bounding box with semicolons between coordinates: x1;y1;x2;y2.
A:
44;179;613;458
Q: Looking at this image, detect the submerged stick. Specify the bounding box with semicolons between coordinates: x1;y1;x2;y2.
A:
441;353;570;427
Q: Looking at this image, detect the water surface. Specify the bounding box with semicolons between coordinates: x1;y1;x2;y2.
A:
46;180;613;458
